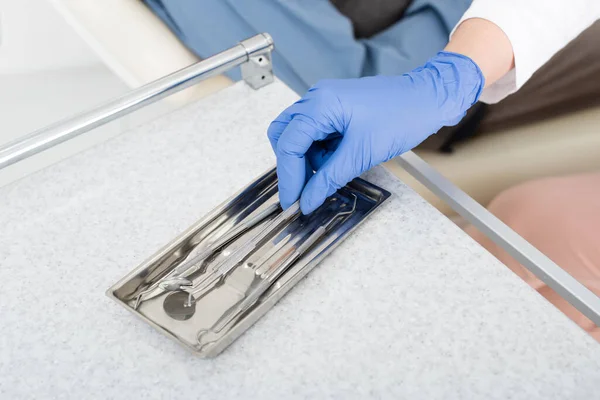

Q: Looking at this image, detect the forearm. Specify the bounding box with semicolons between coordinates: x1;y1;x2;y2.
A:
446;0;600;103
444;18;514;88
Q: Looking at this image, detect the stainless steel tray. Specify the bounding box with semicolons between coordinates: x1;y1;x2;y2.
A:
107;168;390;357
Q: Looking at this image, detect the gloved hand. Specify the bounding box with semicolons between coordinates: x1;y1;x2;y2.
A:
268;51;484;214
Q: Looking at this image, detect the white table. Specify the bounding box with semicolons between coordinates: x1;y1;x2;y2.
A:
1;80;600;399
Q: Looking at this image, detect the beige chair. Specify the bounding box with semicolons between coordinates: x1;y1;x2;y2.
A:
386;104;600;214
51;0;600;214
50;0;232;105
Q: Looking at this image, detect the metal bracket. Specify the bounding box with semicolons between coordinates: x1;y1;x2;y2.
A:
241;53;274;90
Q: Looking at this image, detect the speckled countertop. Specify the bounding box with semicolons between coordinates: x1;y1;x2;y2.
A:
1;81;600;399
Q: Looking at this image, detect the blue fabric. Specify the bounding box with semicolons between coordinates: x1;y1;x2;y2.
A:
267;51;485;213
143;0;472;94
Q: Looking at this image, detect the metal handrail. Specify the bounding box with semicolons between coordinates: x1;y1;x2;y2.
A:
0;33;274;170
396;152;600;326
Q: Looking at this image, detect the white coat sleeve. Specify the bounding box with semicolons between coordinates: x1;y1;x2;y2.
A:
452;0;600;104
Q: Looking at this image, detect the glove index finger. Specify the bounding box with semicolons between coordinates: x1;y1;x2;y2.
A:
277;116;326;157
276;115;333;210
267;109;293;153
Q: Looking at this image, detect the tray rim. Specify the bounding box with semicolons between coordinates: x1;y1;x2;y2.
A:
106;166;391;357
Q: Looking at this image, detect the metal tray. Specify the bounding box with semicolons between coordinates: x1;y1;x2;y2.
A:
107;168;390;357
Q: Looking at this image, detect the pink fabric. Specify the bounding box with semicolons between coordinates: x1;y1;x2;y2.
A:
465;172;600;340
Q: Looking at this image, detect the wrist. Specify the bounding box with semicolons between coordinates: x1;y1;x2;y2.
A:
445;18;515;87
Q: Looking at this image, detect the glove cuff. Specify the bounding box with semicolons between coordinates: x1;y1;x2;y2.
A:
425;51;486;126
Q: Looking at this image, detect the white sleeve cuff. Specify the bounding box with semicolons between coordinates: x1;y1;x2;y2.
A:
450;0;600;104
478;69;516;104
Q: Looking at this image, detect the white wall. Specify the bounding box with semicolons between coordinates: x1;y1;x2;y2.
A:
0;0;125;187
0;0;99;74
0;0;176;188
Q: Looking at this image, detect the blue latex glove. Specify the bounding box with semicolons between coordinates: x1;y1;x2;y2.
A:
268;51;485;214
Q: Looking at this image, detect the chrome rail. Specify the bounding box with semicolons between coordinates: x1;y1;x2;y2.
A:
396;151;600;326
0;33;274;170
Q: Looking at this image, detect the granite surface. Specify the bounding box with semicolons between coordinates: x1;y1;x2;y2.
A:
1;81;600;399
